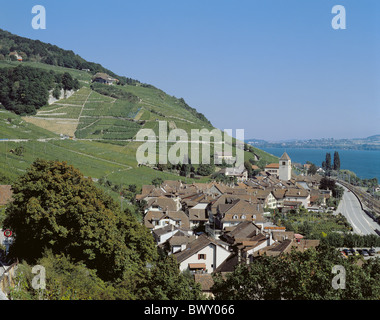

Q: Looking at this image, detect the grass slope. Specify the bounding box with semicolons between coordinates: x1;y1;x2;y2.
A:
0;60;277;189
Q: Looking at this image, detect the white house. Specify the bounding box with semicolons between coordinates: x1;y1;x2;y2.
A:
174;234;231;273
167;230;196;254
284;188;310;208
254;189;277;209
264;163;279;176
152;224;184;245
218;164;248;182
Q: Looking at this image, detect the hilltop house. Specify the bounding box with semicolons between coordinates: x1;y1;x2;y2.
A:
92;72;118;85
9;51;22;62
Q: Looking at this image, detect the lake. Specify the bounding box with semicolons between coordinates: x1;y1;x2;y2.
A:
260;147;380;181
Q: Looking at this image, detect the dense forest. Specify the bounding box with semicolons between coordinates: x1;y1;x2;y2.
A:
0;65;80;115
0;28;139;86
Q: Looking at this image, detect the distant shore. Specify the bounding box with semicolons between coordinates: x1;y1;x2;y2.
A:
259;146;380;182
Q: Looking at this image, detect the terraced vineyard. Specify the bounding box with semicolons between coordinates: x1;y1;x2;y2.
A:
23;75;217;143
22;86;140;140
0;60;278;192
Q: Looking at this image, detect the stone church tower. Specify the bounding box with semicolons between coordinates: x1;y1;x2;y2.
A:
279;152;291;181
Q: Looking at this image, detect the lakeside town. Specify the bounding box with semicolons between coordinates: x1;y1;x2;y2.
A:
0;2;379;303
134;152;380;297
1;147;380;299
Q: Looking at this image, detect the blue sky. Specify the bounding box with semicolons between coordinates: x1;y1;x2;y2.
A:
0;0;379;141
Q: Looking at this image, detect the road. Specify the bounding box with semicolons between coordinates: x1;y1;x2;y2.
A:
335;184;379;236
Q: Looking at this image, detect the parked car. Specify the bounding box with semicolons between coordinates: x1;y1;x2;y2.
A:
361;249;369;257
349;248;356;255
369;248;376;256
343;249;351;256
351;249;360;256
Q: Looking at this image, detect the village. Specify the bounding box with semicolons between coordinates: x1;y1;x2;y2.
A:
136;153;329;297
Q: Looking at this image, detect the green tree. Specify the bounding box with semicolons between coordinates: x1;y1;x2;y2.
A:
14;146;25;157
320;177;336;191
197;163;215;176
152;177;163;187
307;163;317;175
10;251;116;300
52;85;61;100
61;72;79;91
333;151;341;171
212;244;380;300
137;255;202;300
0;66;81;115
244;160;253;178
3;159;157;282
212;256;284;300
325;153;332;171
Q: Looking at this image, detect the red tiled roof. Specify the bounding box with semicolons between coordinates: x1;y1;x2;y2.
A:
265;163;279;169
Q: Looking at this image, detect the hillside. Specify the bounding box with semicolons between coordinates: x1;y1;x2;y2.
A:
0;28;138;85
0;29;278;194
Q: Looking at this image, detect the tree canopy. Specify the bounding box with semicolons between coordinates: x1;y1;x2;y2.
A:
3;159;157;282
3;159;202;300
333;151;341;171
211;245;380;300
0;66;80;115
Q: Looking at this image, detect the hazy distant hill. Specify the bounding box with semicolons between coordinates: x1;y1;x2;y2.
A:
246;135;380;151
365;135;380;142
